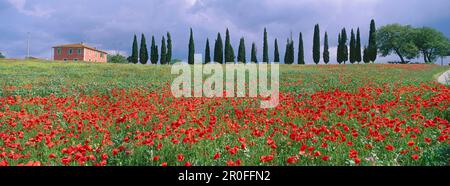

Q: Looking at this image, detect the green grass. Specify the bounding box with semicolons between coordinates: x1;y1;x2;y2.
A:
0;59;449;166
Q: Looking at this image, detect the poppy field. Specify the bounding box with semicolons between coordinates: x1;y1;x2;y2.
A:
0;60;449;166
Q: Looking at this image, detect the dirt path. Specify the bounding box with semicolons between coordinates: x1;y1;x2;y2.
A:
437;70;450;85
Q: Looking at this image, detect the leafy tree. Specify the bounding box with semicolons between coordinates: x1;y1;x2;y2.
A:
224;28;235;63
160;36;167;64
166;32;172;64
356;28;362;63
214;32;223;64
284;38;294;64
274;39;280;63
377;24;418;63
363;46;370;63
349;29;356;64
323;32;329;64
263;28;269;63
0;52;5;59
107;54;128;63
238;37;246;63
188;28;195;64
251;42;258;63
205;38;211;63
313;24;321;64
298;32;305;64
131;34;139;64
368;19;377;62
413;27;450;63
150;35;159;64
139;33;149;64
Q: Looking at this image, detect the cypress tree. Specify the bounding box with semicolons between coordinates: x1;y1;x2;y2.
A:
337;33;342;64
368;19;377;62
139;33;148;64
341;28;348;64
251;42;257;63
160;36;167;64
188;28;195;64
274;39;280;63
363;46;370;63
150;35;158;64
298;32;304;64
356;28;362;63
290;39;294;64
284;38;294;64
131;34;139;64
238;37;246;63
350;29;356;64
205;38;211;63
166;32;172;64
313;24;321;64
323;32;329;64
214;32;223;64
224;28;235;63
263;28;269;63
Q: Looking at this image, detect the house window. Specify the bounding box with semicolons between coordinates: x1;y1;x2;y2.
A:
57;48;61;55
100;53;104;58
77;48;82;54
73;58;78;61
69;48;73;55
63;58;68;61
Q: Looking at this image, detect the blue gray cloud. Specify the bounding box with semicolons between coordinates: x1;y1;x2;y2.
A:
1;0;449;64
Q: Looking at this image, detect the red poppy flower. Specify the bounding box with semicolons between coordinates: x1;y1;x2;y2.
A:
354;158;361;164
322;156;329;161
314;151;321;157
260;155;274;163
184;161;192;166
385;145;395;151
153;156;160;161
349;149;358;158
226;160;235;166
177;154;184;162
287;156;298;164
229;146;238;155
407;141;415;147
101;153;108;160
235;159;242;166
61;156;71;165
112;149;119;156
213;152;220;160
161;162;167;166
411;154;419;160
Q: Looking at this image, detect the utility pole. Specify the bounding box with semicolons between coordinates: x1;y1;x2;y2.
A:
26;32;30;59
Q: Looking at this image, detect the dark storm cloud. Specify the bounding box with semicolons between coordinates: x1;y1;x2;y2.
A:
1;0;449;63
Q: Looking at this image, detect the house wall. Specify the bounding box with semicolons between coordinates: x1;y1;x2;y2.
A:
83;48;107;62
53;47;83;61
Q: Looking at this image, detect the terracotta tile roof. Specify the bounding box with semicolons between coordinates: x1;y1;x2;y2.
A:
52;43;108;54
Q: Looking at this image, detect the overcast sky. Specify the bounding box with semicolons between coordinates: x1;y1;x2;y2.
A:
0;0;449;64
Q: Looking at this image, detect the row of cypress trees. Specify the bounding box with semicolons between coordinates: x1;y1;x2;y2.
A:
191;19;377;64
133;19;378;64
130;32;172;64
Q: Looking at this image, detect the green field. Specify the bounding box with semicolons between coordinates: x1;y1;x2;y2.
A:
0;59;449;166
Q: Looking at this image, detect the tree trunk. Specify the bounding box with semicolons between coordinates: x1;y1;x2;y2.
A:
395;49;405;63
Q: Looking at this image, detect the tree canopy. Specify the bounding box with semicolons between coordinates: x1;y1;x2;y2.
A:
413;27;450;63
377;24;419;63
107;54;128;63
